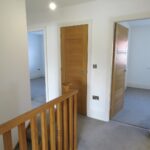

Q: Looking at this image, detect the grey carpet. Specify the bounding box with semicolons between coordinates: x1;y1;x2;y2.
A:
30;77;46;108
15;115;150;150
112;87;150;129
31;100;44;108
78;115;150;150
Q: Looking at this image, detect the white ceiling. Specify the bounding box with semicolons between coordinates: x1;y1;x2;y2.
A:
26;0;95;13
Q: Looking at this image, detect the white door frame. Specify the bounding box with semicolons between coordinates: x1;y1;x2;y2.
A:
27;27;49;102
109;15;150;120
58;20;93;117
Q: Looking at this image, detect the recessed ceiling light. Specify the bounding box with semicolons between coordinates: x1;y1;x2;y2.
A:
49;1;57;11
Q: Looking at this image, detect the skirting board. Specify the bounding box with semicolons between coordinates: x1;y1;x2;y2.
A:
127;82;150;90
30;72;45;79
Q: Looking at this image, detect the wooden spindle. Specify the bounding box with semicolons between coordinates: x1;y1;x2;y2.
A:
41;111;48;150
63;100;69;150
31;117;39;150
69;96;73;150
50;106;56;150
3;130;13;150
73;94;78;150
18;123;27;150
57;103;63;150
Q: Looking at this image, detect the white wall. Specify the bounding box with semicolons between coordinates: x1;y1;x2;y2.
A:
127;26;150;89
0;0;31;149
28;33;45;79
27;0;150;121
46;25;61;100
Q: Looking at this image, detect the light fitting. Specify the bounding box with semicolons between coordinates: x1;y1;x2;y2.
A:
49;1;57;11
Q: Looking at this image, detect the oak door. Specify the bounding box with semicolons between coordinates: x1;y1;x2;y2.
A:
61;25;88;115
110;23;128;118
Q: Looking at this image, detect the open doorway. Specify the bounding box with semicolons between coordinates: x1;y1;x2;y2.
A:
28;30;46;108
111;19;150;129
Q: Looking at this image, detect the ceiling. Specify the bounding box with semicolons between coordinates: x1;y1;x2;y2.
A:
26;0;95;13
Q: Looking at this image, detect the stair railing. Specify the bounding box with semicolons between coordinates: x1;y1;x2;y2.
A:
0;89;78;150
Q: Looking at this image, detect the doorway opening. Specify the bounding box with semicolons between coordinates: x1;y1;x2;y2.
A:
111;19;150;130
28;30;46;108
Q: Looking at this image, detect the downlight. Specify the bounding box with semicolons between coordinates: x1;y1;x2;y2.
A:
49;1;57;11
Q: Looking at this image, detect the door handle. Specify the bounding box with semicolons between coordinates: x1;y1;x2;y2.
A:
124;69;127;72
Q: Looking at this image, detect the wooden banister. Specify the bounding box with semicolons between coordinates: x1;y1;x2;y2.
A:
3;130;13;150
63;100;69;150
0;89;78;150
50;106;56;150
18;123;27;150
41;111;48;150
73;94;78;150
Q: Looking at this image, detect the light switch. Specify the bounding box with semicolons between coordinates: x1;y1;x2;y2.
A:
92;95;99;100
93;64;97;69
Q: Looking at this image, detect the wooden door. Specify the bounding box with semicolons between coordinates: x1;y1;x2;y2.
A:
110;23;128;118
61;25;88;115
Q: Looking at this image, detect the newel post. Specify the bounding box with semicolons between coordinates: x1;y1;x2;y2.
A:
62;82;72;93
62;82;78;150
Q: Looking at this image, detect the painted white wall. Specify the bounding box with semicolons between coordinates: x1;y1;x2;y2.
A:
0;0;32;149
27;0;150;121
28;33;45;79
46;25;61;100
127;26;150;89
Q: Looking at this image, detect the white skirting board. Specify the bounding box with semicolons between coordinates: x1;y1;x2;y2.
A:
127;82;150;90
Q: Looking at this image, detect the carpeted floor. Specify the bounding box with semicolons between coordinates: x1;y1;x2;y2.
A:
78;115;150;150
15;115;150;150
30;77;46;108
113;87;150;129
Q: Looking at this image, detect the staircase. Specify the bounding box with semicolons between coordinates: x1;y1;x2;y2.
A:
0;89;78;150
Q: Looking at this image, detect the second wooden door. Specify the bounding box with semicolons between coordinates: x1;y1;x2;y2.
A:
110;23;129;118
61;25;88;115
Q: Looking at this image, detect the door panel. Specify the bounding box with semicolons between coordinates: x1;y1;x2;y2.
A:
110;23;128;118
61;25;88;115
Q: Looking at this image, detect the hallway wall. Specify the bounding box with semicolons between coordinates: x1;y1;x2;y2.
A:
0;0;32;149
28;32;45;79
127;25;150;89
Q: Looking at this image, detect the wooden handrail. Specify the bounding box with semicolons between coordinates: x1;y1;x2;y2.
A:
0;90;77;134
0;89;78;150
